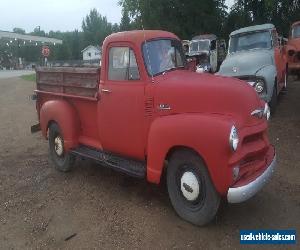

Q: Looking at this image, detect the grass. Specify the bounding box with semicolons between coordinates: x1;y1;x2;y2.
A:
21;74;36;82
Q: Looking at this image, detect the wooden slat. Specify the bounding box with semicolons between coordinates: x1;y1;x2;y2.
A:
36;67;100;98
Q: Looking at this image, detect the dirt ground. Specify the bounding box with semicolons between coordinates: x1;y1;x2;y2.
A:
0;76;299;249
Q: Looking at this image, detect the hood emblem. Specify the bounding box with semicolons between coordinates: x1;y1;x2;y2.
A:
232;66;238;73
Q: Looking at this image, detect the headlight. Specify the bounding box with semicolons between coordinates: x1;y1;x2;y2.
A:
263;103;271;120
254;79;264;93
229;125;239;151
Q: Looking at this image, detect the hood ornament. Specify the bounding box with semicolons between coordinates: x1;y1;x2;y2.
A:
232;66;238;73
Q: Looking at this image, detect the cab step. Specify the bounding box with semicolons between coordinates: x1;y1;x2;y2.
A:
71;145;146;178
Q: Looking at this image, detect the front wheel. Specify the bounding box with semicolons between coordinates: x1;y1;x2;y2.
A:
49;123;75;172
269;84;277;114
167;150;220;226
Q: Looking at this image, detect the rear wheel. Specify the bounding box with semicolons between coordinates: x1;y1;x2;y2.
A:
167;149;220;226
49;123;75;172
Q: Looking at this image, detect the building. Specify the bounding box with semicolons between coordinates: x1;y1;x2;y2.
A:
81;45;101;61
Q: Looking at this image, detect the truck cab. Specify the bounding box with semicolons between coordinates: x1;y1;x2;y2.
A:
33;30;276;226
218;24;287;111
287;21;300;78
187;34;226;73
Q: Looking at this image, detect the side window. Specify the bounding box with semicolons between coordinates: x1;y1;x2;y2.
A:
210;40;216;50
129;49;140;80
108;47;140;81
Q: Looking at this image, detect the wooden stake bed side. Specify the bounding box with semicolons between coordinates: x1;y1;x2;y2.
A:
35;67;100;98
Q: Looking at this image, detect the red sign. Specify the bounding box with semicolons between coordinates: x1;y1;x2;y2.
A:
42;46;50;57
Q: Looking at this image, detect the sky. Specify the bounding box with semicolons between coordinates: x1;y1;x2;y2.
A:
0;0;235;33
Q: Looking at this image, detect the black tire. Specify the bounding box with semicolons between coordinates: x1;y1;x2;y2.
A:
48;123;75;172
269;84;277;114
167;149;220;226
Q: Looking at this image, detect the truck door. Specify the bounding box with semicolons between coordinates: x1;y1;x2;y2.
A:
97;45;145;160
210;40;218;72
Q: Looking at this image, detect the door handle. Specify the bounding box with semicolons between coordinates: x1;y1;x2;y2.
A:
101;88;112;94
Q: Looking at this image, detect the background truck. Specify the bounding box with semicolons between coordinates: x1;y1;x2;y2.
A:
217;24;287;111
186;34;226;73
33;30;276;226
286;21;300;78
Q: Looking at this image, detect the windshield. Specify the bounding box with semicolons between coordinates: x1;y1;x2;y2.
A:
142;39;186;76
190;40;210;52
292;25;300;38
229;31;271;53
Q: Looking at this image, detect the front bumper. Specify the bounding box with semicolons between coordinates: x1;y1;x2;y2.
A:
227;153;277;203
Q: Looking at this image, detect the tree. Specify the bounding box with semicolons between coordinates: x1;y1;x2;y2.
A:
82;8;119;46
120;8;131;31
13;28;25;34
119;0;228;39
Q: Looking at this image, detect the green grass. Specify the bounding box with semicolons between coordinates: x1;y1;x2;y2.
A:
21;74;36;82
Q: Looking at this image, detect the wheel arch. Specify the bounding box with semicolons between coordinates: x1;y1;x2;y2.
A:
40;99;80;151
146;114;233;195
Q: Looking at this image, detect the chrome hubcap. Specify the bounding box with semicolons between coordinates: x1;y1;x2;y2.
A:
180;171;200;201
54;136;64;156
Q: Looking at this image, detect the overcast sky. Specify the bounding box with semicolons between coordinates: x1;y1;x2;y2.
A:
0;0;235;33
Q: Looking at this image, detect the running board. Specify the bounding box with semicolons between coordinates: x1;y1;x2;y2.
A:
71;145;146;178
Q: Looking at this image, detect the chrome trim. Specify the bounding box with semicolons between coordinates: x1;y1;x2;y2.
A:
227;153;276;203
251;109;264;118
101;89;112;93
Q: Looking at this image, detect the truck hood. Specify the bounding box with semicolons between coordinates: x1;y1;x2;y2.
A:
218;49;274;77
154;70;265;128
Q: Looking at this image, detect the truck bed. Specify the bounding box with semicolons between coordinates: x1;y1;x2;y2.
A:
35;67;100;99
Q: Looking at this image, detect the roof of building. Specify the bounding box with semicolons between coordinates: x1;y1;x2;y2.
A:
0;30;62;45
81;45;101;53
230;23;275;36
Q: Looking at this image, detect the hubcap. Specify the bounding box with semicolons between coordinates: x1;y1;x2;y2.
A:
54;136;64;156
180;171;200;201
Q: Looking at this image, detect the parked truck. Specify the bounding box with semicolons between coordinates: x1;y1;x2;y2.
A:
217;24;287;111
187;34;226;73
287;21;300;78
32;30;276;226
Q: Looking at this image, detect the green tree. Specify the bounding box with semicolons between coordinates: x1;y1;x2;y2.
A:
13;28;25;34
82;8;119;46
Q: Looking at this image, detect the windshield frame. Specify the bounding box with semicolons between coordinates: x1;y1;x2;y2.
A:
228;30;272;54
141;38;187;77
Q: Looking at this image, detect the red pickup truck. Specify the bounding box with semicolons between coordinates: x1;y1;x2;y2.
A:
32;30;276;226
287;21;300;78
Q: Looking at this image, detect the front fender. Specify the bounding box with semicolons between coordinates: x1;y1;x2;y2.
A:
255;64;277;102
40;99;80;151
146;113;234;195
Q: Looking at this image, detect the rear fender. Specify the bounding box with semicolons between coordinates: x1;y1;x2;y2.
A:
40;100;80;151
146;114;234;195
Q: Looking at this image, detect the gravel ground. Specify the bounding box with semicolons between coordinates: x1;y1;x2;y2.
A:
0;76;299;249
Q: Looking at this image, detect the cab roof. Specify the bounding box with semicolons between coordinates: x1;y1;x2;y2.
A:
103;30;179;46
230;23;275;36
292;21;300;27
